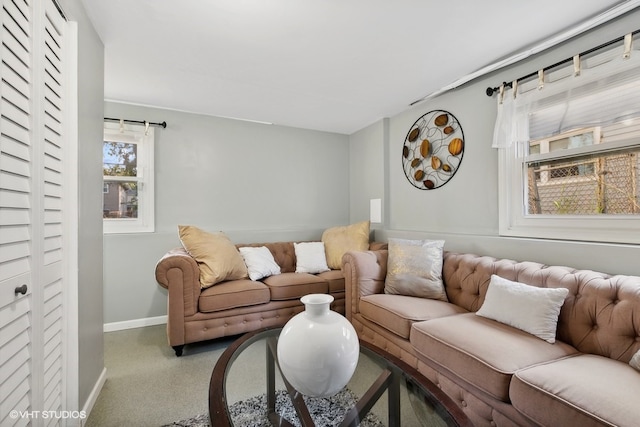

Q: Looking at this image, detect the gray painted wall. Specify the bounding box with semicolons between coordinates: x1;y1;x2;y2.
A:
103;8;640;328
103;102;352;324
350;9;640;276
348;118;387;231
59;0;105;412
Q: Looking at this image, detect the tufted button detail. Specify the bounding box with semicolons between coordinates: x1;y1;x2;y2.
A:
490;421;496;426
592;324;598;330
203;327;207;331
461;400;467;407
223;323;228;327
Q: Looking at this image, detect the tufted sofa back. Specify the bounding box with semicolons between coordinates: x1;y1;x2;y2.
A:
237;242;298;272
442;252;640;363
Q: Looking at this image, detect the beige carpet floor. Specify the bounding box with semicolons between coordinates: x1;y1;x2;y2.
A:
85;325;236;427
85;325;426;426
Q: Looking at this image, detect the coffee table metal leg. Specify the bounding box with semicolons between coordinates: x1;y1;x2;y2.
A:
387;367;401;427
265;336;403;427
340;368;393;427
266;337;314;427
266;337;276;415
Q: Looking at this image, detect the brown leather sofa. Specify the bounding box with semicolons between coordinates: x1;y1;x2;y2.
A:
155;241;385;356
342;249;640;427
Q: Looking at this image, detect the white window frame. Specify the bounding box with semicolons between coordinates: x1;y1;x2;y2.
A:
497;31;640;245
499;131;640;245
103;122;155;233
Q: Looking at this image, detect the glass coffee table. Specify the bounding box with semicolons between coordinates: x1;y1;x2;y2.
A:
209;328;472;427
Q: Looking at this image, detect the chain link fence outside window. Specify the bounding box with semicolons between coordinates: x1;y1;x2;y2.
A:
527;149;640;215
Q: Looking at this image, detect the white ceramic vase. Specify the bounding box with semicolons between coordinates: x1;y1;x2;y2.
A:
277;294;360;397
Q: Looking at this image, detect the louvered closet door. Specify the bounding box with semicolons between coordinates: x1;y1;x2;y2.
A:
0;0;70;425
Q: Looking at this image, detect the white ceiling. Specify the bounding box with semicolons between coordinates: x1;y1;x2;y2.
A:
82;0;635;134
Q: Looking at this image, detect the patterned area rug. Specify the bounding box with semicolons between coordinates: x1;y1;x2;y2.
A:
162;388;384;427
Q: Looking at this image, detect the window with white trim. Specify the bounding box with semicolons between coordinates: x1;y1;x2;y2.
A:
103;122;155;233
495;33;640;244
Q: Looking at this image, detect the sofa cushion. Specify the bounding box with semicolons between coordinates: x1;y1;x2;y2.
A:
410;313;579;402
178;225;248;288
262;272;328;301
384;238;447;301
322;220;370;269
316;269;345;293
476;274;569;343
199;279;270;312
360;294;467;339
511;354;640;427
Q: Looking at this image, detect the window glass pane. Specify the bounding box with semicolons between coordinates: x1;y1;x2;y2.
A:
103;181;138;218
526;148;640;215
529;130;597;156
103;141;138;177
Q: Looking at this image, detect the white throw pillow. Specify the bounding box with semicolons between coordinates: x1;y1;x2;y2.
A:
476;275;569;343
631;349;640;372
384;238;447;301
238;246;281;281
294;242;330;274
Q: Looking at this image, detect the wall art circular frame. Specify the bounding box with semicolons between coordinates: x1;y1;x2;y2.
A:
402;110;465;190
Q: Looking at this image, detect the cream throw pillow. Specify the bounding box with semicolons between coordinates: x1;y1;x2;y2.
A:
384;238;448;301
239;246;281;281
322;221;370;269
476;275;569;343
294;242;330;274
178;225;248;288
631;349;640;372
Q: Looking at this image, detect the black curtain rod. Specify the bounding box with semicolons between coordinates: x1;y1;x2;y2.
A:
104;117;167;128
486;29;640;97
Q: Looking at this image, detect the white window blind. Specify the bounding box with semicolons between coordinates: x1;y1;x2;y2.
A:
495;32;640;244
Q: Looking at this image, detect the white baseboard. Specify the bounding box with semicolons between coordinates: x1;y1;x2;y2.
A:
103;315;167;332
80;367;107;426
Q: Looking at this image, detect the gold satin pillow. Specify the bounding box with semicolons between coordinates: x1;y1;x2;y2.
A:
178;225;248;288
322;221;370;270
384;238;448;301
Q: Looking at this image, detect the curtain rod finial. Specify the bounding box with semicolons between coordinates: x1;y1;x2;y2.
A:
486;87;496;97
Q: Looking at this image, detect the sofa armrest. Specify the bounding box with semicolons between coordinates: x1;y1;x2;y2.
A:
342;249;388;321
155;247;201;346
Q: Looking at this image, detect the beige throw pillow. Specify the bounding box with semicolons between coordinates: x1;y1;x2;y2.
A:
178;225;248;288
322;220;370;269
384;238;448;301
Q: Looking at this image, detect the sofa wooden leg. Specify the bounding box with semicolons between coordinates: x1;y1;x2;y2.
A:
173;345;184;357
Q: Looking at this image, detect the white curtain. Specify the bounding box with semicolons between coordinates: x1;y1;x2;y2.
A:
492;33;640;149
492;85;529;148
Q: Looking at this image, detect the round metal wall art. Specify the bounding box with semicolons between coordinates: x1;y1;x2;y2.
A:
402;110;464;190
